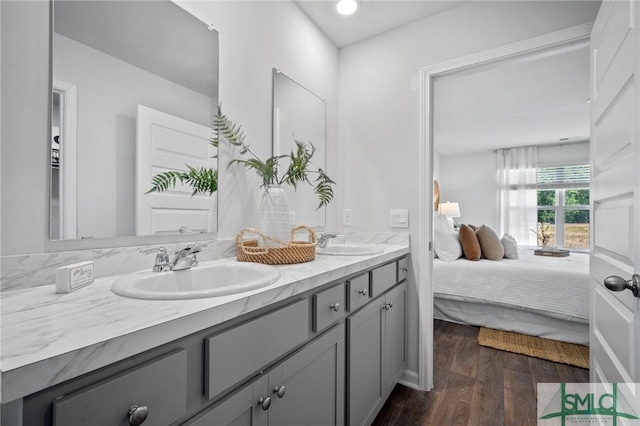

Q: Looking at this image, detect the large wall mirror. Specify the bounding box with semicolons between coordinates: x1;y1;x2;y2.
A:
50;1;219;241
272;69;326;229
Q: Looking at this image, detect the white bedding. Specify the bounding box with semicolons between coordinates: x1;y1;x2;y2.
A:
434;247;589;324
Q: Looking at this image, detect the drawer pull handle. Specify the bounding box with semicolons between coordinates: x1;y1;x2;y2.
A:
358;288;367;296
330;302;340;312
258;396;272;410
127;405;149;426
274;385;287;398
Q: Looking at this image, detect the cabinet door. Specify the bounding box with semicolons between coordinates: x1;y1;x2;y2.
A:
185;375;269;426
347;298;385;426
383;283;406;392
269;324;345;426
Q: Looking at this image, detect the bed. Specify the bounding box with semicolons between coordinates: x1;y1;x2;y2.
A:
433;246;590;345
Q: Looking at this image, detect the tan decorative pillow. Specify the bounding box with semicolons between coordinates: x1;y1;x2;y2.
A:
476;224;504;261
458;224;481;261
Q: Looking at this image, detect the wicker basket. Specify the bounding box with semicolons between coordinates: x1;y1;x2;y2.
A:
236;225;317;265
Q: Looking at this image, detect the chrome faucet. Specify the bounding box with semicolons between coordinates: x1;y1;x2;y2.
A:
317;232;337;248
169;244;205;271
141;244;206;272
140;247;171;272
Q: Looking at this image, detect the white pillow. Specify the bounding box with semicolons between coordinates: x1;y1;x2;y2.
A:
434;214;452;231
501;233;519;259
434;230;462;261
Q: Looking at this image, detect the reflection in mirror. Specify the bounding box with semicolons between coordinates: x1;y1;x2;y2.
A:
272;69;326;229
50;1;219;241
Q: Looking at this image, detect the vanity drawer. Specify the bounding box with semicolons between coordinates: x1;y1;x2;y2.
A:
398;257;408;282
347;273;370;312
313;283;346;332
205;299;309;400
370;261;397;298
53;349;187;426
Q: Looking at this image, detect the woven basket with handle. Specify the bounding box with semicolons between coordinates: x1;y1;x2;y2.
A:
236;225;317;265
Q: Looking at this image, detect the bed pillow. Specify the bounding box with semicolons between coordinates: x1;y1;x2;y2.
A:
501;233;519;259
476;224;504;261
434;230;462;261
434;214;452;231
458;224;481;261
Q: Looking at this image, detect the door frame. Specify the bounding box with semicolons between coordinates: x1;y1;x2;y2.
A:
52;79;78;240
416;22;593;391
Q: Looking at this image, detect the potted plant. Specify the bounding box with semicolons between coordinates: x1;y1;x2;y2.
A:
146;106;335;208
531;222;553;248
212;106;335;209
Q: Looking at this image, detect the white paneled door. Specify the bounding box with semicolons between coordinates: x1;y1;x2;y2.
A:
590;0;640;397
136;105;216;235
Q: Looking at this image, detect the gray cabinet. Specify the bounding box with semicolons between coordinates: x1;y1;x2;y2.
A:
347;282;406;426
52;349;187;426
187;324;345;426
17;256;407;426
270;323;345;426
185;375;269;426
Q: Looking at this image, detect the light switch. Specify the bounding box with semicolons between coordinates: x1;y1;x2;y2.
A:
390;209;409;228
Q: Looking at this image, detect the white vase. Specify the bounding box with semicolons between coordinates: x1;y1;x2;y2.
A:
259;185;290;243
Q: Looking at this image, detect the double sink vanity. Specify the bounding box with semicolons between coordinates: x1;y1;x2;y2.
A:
1;240;409;426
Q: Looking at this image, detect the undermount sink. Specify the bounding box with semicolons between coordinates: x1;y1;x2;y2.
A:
316;244;384;256
111;261;281;300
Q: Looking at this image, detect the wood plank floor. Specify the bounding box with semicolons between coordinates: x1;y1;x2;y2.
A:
372;320;589;426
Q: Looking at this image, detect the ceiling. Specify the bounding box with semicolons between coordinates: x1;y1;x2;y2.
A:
433;43;590;156
294;0;466;48
295;1;591;157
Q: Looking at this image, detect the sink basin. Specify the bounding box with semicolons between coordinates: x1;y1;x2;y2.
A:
112;261;281;300
316;244;384;256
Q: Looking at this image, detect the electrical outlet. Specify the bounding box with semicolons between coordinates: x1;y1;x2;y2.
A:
343;209;353;226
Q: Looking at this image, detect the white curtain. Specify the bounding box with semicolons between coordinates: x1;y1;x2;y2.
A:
496;146;538;245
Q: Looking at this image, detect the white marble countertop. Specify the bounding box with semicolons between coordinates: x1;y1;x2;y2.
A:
0;244;409;403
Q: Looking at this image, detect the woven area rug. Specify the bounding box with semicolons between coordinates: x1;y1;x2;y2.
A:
478;327;589;369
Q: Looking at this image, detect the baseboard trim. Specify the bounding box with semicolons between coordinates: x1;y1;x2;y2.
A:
397;369;419;390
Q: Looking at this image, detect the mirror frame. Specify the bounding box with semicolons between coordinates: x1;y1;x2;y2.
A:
45;0;218;251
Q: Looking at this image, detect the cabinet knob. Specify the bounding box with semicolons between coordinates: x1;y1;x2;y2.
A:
127;405;149;426
258;396;272;410
384;303;393;311
388;301;393;309
330;302;340;312
358;288;367;296
274;385;287;398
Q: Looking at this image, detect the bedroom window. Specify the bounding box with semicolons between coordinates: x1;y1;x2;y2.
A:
536;165;590;250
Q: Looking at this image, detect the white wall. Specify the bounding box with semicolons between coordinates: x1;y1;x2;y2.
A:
178;1;340;241
0;1;338;255
438;151;498;228
338;0;600;382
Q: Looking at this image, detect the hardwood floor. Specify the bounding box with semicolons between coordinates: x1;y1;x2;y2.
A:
372;320;589;426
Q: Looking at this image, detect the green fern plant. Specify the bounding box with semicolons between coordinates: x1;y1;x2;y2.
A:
147;166;217;196
212;105;335;209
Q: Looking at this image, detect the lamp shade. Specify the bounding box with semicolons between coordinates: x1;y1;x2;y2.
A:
440;202;461;218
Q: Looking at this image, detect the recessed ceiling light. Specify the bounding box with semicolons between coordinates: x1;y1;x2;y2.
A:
336;0;358;16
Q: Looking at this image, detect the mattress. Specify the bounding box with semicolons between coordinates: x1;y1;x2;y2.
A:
433;247;589;324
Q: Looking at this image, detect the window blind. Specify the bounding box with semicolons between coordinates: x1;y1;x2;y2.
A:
537;165;590;189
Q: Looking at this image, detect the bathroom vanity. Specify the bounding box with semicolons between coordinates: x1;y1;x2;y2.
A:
1;245;409;426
